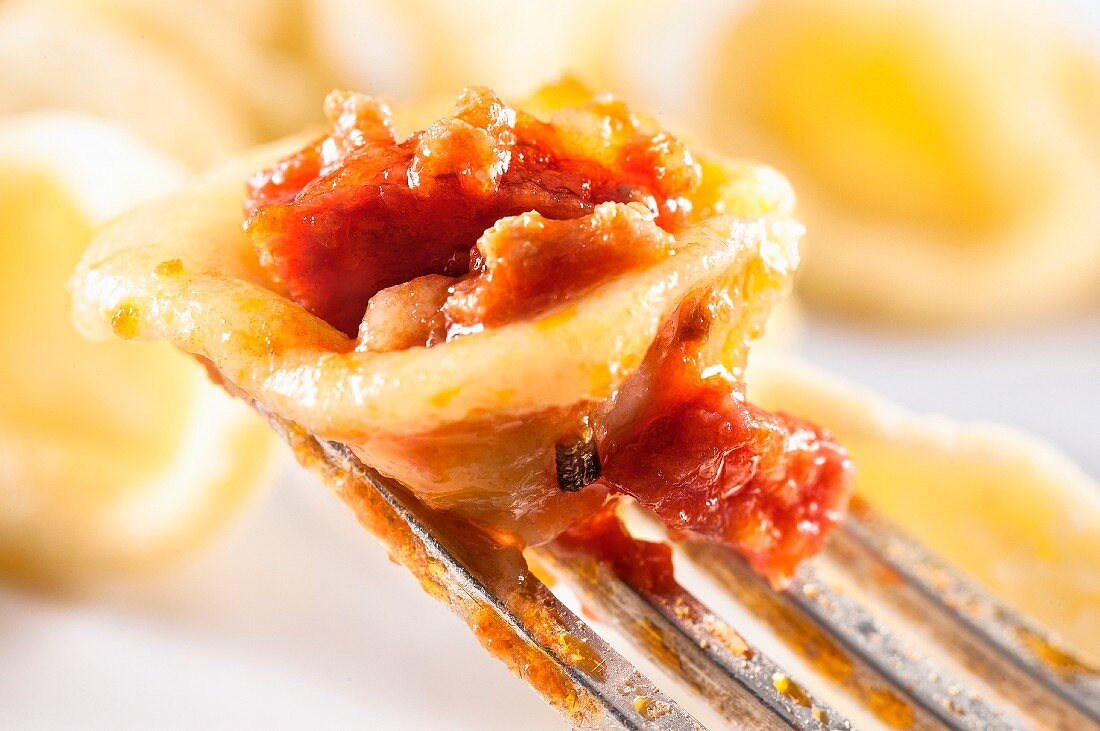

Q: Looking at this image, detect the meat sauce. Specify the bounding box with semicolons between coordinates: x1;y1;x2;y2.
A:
602;386;851;581
246;87;696;337
245;87;853;583
596;301;852;581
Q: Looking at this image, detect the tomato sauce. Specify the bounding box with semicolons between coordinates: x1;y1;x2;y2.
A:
246;87;698;336
554;507;679;595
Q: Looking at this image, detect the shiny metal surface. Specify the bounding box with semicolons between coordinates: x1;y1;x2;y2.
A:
830;504;1100;729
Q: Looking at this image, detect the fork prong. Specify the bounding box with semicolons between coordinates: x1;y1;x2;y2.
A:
828;502;1100;729
538;545;854;730
262;408;704;731
684;542;1026;731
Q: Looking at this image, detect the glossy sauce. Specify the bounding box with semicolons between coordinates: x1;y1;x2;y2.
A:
598;299;853;582
246;87;698;336
444;203;675;333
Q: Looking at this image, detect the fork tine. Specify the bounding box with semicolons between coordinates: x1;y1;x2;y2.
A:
684;542;1026;730
261;408;704;731
827;501;1100;729
538;544;854;730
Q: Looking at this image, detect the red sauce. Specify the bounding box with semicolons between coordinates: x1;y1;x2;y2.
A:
245;86;853;585
246;87;699;336
554;506;678;595
597;302;854;584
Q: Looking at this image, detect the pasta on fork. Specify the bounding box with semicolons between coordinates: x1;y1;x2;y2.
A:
70;82;852;584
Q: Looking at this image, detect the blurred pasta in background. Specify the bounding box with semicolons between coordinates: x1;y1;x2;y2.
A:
586;0;1100;327
2;0;1099;587
0;0;319;167
0;114;274;585
0;0;593;167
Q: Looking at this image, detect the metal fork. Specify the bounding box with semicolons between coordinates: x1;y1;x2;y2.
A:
261;408;1100;731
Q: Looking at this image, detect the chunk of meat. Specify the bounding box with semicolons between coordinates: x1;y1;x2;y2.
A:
601;380;851;582
444;202;675;334
357;274;453;352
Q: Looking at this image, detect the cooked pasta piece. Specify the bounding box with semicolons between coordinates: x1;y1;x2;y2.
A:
71;84;853;582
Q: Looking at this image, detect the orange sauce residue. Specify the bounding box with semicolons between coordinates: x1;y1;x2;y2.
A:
633;695;673;720
471;604;578;711
1015;626;1098;678
110;303;141;339
701;613;754;660
636;617;684;673
155;258;184;277
772;672;813;707
556;632;607;681
868;688;917;729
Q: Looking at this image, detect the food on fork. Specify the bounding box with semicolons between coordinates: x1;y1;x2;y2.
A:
0;115;275;585
70;82;853;583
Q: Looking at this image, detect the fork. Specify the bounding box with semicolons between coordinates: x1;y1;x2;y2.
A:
261;406;1099;731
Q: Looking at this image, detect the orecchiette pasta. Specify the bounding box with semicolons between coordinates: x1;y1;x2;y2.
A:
71;83;853;582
